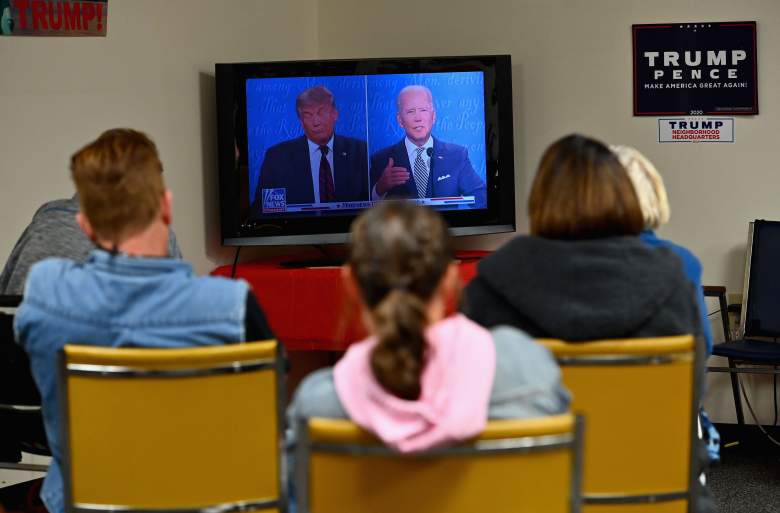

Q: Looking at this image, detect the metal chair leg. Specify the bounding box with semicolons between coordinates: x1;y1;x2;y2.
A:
717;292;730;342
727;358;745;425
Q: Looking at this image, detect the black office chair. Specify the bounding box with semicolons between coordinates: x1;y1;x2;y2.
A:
708;220;780;426
0;295;50;471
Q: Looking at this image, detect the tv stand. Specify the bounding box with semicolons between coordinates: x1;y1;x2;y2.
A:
212;250;489;350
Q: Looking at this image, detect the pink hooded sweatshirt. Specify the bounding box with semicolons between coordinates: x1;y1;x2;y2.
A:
333;314;496;453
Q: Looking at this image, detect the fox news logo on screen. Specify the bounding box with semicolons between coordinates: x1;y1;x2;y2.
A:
262;188;286;213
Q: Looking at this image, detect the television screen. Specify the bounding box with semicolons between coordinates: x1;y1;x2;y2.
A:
216;55;515;245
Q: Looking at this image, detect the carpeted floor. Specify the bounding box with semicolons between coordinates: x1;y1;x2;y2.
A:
708;424;780;513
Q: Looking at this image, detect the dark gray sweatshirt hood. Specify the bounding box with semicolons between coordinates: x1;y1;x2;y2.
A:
473;236;689;340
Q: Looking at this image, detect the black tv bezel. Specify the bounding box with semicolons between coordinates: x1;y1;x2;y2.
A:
215;54;516;246
743;220;780;338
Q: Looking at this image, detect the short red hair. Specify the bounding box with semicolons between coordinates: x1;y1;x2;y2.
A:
70;129;164;242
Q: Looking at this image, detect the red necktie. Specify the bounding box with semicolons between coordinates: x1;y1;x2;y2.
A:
319;145;335;202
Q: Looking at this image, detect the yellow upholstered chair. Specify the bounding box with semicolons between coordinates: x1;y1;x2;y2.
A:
296;413;584;513
539;335;701;513
59;340;287;513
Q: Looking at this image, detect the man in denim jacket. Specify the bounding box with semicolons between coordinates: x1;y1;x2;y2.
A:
14;129;274;513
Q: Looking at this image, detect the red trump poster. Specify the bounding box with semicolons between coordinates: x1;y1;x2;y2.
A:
1;0;107;36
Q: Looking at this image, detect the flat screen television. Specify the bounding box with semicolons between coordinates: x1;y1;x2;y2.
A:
215;54;516;246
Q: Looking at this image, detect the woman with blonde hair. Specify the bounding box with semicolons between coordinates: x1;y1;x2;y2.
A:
610;144;712;354
611;144;719;464
288;201;569;453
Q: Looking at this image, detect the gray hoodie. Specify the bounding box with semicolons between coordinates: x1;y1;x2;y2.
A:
288;325;570;434
0;196;181;295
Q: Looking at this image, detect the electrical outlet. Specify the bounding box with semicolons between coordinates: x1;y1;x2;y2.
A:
727;292;742;306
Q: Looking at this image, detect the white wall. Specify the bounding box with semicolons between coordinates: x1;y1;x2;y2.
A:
317;0;780;424
4;0;775;287
0;0;318;275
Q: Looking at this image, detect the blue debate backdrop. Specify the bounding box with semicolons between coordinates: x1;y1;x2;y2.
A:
366;72;486;183
246;75;368;204
246;71;486;204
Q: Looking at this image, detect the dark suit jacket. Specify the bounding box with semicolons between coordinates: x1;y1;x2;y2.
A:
254;134;368;210
369;138;487;208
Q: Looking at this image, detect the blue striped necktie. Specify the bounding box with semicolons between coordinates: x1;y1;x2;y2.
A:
413;147;428;199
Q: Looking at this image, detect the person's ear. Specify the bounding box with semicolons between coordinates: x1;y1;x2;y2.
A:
396;111;403;128
160;189;173;226
431;106;437;126
76;212;95;241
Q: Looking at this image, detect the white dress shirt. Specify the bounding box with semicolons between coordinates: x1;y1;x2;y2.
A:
404;136;433;175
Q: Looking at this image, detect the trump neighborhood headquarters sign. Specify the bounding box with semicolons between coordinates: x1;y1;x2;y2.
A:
633;22;757;116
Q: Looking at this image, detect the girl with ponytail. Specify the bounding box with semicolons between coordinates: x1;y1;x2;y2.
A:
288;201;569;453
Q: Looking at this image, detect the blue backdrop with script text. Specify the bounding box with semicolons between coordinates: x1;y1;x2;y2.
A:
366;72;486;181
246;75;368;203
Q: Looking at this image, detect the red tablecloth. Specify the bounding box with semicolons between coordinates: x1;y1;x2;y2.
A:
211;251;488;351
